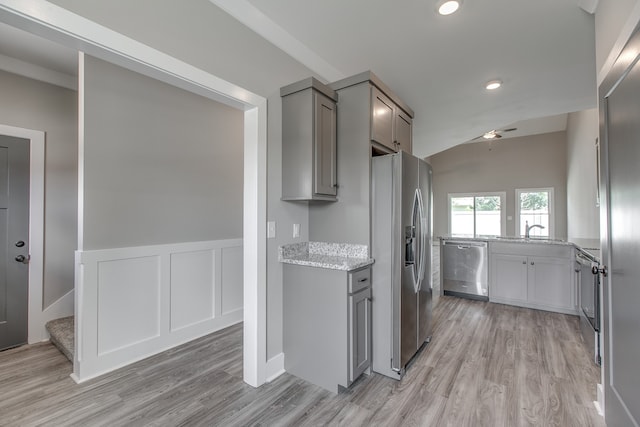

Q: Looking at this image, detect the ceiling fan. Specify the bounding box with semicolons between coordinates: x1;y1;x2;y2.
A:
472;127;518;141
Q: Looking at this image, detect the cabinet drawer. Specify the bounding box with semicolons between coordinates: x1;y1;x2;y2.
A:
349;268;371;293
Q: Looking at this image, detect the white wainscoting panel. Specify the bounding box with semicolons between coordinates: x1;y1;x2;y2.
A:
97;256;161;355
222;246;243;316
73;239;242;383
170;250;215;331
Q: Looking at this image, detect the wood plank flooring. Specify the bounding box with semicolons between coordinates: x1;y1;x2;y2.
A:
0;296;605;426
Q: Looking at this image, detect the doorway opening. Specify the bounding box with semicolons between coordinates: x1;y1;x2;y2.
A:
0;2;268;387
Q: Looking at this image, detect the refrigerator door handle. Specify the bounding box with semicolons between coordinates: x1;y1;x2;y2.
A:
411;189;420;293
416;188;427;289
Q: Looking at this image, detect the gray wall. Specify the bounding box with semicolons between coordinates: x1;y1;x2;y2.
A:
49;0;317;360
0;69;77;307
309;83;372;247
429;131;568;239
266;94;309;358
595;0;638;74
82;55;243;249
566;109;600;239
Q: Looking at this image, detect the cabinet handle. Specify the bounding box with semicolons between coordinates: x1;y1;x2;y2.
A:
522;261;526;264
531;262;535;266
358;277;368;283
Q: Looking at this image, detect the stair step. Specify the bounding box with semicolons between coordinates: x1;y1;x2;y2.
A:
45;316;74;362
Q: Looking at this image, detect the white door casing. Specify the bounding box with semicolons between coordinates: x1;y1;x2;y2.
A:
0;125;45;344
0;0;268;387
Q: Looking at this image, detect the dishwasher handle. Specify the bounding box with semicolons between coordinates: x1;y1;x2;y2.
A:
443;240;487;248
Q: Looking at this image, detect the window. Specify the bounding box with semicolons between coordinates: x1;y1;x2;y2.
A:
448;192;505;237
516;188;554;238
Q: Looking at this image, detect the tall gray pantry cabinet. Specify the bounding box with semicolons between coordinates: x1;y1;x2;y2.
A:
281;78;338;201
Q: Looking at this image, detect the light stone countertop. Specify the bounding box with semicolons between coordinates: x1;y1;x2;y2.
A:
279;241;374;271
439;236;601;261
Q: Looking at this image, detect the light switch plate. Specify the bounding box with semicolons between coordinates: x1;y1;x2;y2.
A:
267;221;276;239
293;223;300;238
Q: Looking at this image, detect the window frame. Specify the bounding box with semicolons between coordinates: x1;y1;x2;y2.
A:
515;187;555;238
447;191;506;238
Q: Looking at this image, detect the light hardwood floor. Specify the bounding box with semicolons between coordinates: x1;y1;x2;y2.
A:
0;296;605;426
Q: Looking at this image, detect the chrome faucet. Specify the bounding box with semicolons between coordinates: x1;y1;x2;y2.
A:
524;220;545;238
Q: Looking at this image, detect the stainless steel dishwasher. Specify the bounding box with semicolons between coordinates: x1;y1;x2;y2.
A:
441;240;488;300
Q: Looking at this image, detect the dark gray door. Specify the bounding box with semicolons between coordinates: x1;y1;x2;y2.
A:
599;24;640;427
0;135;30;351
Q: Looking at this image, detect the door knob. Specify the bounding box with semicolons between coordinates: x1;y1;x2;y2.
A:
592;265;608;277
15;255;29;264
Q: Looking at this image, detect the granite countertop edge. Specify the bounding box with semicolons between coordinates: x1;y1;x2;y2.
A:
278;241;374;271
280;256;374;271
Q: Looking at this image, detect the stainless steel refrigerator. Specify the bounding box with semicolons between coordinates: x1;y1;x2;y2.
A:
371;151;432;380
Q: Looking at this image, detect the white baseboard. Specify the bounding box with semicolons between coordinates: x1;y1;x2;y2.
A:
595;383;604;417
265;352;285;382
28;289;74;343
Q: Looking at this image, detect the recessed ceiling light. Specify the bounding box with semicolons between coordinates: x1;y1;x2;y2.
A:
483;130;498;139
485;79;502;90
437;0;461;16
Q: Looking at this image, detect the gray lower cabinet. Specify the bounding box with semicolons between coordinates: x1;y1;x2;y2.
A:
283;264;372;393
489;242;576;314
281;77;338;201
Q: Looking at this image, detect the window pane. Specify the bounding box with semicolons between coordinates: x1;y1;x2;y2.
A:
475;196;501;237
451;196;474;237
519;191;549;237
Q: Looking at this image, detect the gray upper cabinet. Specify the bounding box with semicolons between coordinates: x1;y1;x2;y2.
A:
395;109;413;153
281;77;337;201
370;85;413;154
314;92;337;196
370;87;395;151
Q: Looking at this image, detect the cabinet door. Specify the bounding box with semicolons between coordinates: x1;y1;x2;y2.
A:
370;87;395;151
349;287;371;382
491;254;528;302
527;256;573;310
314;92;337;196
395;110;412;153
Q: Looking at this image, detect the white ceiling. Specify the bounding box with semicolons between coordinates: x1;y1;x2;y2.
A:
214;0;597;157
0;2;597;157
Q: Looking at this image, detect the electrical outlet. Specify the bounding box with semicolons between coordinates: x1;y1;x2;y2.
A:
293;223;300;238
267;221;276;239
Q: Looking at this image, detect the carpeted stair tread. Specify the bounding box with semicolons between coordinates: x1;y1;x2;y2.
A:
46;316;74;363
